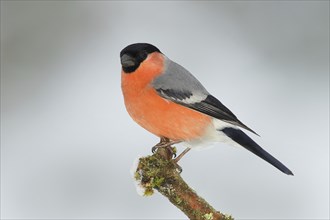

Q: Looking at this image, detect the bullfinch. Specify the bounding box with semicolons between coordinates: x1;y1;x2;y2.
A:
120;43;293;175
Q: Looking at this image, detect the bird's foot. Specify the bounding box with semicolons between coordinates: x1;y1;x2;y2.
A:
151;137;169;153
174;163;183;173
171;147;191;173
151;137;187;172
152;137;180;158
173;147;191;163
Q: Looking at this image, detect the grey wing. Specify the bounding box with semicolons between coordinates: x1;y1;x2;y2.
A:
152;57;258;135
152;58;209;103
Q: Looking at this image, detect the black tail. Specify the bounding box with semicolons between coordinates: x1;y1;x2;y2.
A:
222;127;293;175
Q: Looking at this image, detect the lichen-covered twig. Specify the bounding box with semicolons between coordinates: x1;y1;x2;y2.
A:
133;146;233;220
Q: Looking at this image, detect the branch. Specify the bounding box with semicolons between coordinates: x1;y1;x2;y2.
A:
133;146;234;220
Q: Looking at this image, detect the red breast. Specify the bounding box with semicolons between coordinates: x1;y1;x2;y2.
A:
121;52;211;141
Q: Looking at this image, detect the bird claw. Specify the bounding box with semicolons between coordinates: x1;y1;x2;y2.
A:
167;146;176;159
174;162;182;173
152;145;177;159
151;145;158;154
172;151;177;158
151;142;168;154
151;138;180;159
151;138;187;173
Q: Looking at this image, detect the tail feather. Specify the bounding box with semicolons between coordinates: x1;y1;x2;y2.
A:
221;127;293;175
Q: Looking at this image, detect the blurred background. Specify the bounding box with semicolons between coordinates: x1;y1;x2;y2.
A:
1;1;329;219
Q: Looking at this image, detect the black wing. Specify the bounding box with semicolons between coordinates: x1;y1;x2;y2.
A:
156;88;259;135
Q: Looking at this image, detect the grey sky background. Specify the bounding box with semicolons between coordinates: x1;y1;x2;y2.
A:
1;1;329;219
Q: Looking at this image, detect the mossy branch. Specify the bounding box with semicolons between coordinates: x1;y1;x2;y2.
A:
134;146;233;220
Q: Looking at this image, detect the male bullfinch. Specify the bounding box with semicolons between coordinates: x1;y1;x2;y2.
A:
120;43;293;175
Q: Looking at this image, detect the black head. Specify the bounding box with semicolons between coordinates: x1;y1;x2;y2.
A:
120;43;161;73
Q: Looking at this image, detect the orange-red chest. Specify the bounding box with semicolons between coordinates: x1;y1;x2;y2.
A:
121;53;211;141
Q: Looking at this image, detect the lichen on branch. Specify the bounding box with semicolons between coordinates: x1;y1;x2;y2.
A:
133;146;233;220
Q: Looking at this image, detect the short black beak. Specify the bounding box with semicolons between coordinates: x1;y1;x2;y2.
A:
120;54;135;68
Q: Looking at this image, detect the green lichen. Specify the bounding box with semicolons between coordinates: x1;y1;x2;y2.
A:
136;154;173;197
174;195;182;205
223;213;234;220
143;186;154;196
152;176;165;188
203;212;214;220
191;209;203;218
134;148;233;219
134;171;141;180
172;146;177;154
